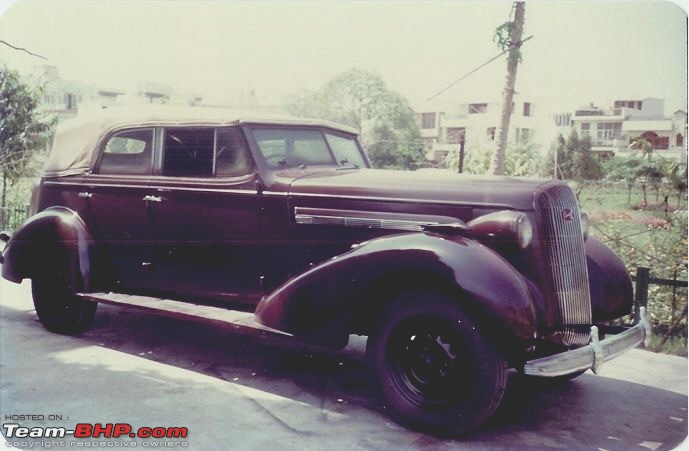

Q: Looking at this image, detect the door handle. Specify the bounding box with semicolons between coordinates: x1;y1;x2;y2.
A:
78;192;93;199
142;195;163;203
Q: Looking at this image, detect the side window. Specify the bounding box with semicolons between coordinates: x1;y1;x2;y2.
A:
253;128;334;168
324;132;366;168
99;128;154;175
292;131;332;165
162;128;214;177
215;127;251;177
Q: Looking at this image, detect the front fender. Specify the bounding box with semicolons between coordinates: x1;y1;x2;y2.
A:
1;207;92;290
586;236;633;321
256;232;537;349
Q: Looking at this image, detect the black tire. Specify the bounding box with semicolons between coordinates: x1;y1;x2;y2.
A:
31;248;96;335
366;291;508;436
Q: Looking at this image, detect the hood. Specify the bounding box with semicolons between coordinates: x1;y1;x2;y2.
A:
287;168;556;211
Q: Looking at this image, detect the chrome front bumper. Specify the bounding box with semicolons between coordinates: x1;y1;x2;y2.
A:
0;231;10;264
523;307;652;377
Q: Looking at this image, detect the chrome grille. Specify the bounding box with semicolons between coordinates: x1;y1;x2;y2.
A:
536;186;592;346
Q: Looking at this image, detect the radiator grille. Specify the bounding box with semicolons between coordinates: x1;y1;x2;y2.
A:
536;186;592;346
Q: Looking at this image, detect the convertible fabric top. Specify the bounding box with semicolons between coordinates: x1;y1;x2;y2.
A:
42;104;358;177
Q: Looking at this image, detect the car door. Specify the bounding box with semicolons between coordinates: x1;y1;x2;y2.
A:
145;125;263;304
80;127;157;291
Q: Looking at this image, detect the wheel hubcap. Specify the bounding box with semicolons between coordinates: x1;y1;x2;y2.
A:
388;318;470;407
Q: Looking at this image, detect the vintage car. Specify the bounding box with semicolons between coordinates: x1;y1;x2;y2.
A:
0;105;650;436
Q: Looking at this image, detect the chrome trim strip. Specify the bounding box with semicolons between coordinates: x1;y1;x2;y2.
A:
523;308;651;377
294;207;449;231
296;214;435;231
288;191;513;209
44;180;256;195
42;180;511;208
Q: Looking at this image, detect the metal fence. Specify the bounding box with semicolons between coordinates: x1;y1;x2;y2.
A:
0;205;29;232
634;266;688;343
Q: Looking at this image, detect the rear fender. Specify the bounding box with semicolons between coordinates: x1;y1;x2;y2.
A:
255;232;537;349
1;207;92;291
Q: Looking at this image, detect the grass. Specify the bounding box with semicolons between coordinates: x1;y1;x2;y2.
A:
647;333;688;357
578;181;688;357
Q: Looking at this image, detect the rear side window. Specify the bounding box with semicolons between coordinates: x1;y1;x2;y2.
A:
98;128;154;175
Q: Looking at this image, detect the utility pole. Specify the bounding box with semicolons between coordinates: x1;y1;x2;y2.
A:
458;130;466;173
492;1;526;175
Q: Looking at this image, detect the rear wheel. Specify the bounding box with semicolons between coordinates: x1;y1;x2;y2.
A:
366;291;507;436
31;247;96;334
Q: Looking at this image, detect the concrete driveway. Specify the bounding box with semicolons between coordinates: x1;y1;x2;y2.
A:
1;278;687;450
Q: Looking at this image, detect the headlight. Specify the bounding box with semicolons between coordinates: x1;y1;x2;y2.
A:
580;210;590;241
467;210;533;249
516;214;534;249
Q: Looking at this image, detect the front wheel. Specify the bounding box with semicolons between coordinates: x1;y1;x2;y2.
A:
366;291;507;436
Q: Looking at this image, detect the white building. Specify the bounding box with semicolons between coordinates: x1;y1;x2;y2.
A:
29;66;209;123
415;100;537;163
29;65;125;123
567;98;686;161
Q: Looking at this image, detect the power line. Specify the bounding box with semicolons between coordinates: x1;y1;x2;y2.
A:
0;39;47;60
426;35;533;102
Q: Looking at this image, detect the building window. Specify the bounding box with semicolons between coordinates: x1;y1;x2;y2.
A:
446;127;465;144
581;123;590;136
657;137;669;149
65;93;77;110
487;127;496;140
596;122;622;141
421;112;436;129
554;113;571;127
677;133;684;147
523;102;531;117
520;128;531;141
469;103;487;114
614;100;642;110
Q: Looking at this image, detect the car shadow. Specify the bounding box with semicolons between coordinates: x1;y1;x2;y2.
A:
1;298;687;450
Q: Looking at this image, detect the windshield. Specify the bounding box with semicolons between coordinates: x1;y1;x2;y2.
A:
251;128;366;169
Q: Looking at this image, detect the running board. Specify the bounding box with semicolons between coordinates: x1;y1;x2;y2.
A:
77;292;292;338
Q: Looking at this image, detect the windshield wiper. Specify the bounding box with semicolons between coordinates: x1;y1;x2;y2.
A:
337;159;360;170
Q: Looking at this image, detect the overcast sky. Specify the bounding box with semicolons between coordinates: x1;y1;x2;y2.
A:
0;0;686;116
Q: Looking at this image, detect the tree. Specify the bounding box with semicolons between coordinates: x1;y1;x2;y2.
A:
446;134;541;177
549;131;603;196
628;137;665;207
0;67;53;218
628;136;655;161
602;157;642;204
668;162;688;209
286;68;424;170
492;1;526;175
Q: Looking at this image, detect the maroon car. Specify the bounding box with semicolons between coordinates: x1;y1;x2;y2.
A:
0;105;651;435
